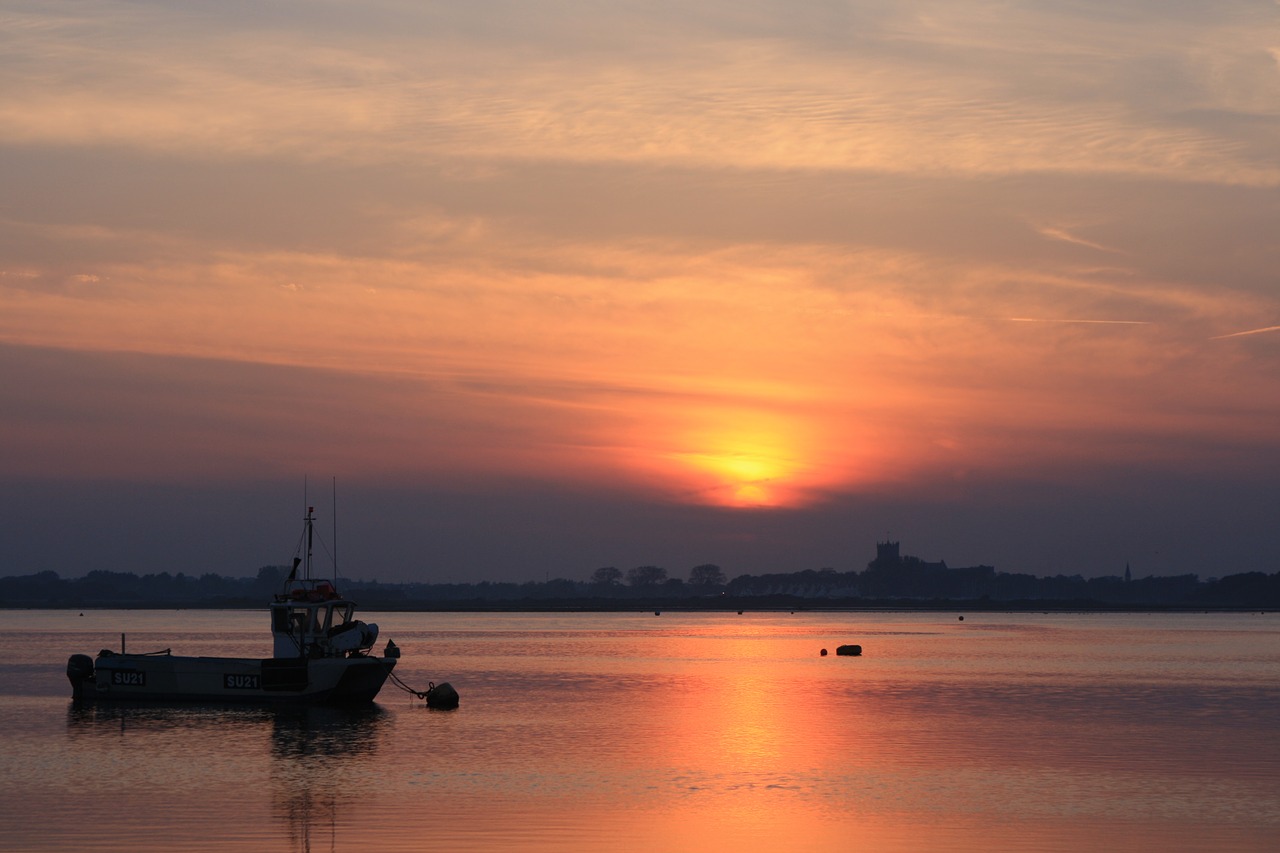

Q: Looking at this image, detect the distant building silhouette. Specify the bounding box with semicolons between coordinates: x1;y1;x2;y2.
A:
874;540;901;567
863;540;992;599
868;540;948;572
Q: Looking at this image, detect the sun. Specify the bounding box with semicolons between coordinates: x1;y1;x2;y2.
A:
671;424;813;508
618;405;859;509
729;482;774;506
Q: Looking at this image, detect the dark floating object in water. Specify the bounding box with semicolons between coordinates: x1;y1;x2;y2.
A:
835;644;862;656
958;615;965;621
820;648;828;656
425;682;460;710
655;611;661;616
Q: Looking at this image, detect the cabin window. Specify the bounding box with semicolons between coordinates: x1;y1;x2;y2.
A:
330;605;353;628
270;607;317;634
278;606;320;635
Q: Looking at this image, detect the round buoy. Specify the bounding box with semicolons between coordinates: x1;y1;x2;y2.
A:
820;648;828;656
655;611;661;616
737;610;743;615
958;615;964;621
426;682;460;710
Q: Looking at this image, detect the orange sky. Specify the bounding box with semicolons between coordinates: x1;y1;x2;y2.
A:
2;1;1278;580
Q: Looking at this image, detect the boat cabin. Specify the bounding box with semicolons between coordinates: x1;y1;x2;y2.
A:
270;579;377;659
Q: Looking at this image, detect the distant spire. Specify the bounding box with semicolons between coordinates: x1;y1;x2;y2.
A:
1124;562;1131;583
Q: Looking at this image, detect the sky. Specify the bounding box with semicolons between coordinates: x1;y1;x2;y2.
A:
2;0;1279;584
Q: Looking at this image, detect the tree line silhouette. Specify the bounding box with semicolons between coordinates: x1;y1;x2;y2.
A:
3;551;1278;609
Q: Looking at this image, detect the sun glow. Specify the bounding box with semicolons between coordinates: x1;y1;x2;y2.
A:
657;413;833;508
676;449;796;507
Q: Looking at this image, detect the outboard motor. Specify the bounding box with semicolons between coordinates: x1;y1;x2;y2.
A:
66;654;95;690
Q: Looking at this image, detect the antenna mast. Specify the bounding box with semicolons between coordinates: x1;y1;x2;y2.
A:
305;505;315;581
332;477;338;583
302;475;312;581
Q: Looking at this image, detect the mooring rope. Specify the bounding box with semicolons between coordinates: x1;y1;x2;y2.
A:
388;670;436;701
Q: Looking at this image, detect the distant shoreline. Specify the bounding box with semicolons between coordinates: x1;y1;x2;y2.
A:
10;599;1272;613
9;549;1277;610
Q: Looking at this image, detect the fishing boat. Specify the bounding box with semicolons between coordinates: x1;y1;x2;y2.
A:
66;507;457;708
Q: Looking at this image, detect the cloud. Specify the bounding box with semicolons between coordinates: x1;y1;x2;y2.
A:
1;1;1277;579
2;1;1277;184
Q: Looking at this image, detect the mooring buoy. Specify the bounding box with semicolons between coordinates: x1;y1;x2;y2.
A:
426;682;460;710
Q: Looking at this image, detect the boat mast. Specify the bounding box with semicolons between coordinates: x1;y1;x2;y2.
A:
300;475;310;582
305;504;315;581
327;473;332;581
292;476;336;586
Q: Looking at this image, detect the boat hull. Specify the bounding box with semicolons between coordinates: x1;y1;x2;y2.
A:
69;653;396;705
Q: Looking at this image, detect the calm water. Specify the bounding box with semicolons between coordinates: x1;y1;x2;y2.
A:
2;610;1278;852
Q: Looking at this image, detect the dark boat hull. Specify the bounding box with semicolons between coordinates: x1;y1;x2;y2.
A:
68;653;396;705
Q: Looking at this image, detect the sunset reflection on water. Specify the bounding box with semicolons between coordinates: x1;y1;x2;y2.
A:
3;611;1278;852
658;631;849;773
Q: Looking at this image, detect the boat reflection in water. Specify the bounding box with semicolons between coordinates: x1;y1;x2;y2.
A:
269;705;389;853
66;701;390;852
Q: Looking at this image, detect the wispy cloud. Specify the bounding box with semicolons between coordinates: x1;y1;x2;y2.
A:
2;2;1277;184
1211;324;1280;339
2;0;1279;515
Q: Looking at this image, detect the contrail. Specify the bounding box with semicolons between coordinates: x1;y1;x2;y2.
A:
1210;324;1280;340
1036;226;1124;255
1007;317;1150;326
